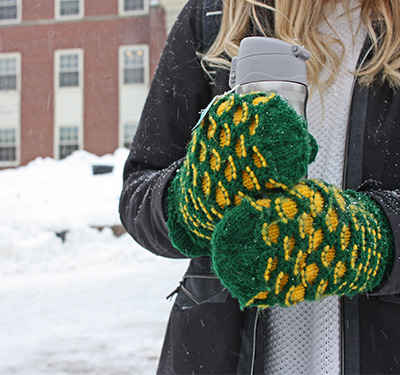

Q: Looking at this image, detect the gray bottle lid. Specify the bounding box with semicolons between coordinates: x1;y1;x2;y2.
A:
229;37;311;88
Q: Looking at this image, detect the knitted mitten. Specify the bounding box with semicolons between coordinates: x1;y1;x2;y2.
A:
212;179;394;308
167;91;318;257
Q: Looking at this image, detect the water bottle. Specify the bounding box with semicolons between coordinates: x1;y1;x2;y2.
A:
229;37;311;118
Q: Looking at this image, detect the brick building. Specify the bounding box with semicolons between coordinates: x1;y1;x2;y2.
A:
0;0;168;167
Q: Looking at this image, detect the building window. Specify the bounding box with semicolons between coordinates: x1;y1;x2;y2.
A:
56;0;83;19
59;125;79;159
124;0;144;11
0;128;16;161
0;0;18;23
123;123;138;148
122;48;146;85
59;53;80;87
119;0;148;15
0;56;17;91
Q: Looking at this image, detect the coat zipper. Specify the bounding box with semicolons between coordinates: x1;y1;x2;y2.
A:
250;309;260;375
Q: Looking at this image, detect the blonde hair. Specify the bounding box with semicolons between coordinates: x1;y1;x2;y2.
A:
202;0;400;90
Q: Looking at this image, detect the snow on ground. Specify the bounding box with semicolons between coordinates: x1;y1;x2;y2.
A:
0;149;189;375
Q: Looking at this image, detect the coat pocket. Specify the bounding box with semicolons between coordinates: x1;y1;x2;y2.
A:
158;274;245;375
174;274;229;309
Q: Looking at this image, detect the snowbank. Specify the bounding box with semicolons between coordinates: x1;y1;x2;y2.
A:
0;149;189;374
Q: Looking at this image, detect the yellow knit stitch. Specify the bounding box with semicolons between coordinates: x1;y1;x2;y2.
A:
225;155;237;181
247;198;271;211
187;188;200;211
275;272;289;294
339;225;351;252
299;212;314;239
265;179;288;190
233;106;243;125
199;141;207;162
253;151;263;168
241;102;249;123
309;228;323;253
249;114;259;136
216;186;228;209
293;250;307;275
216;94;234;116
283;235;295;260
191;163;198;186
264;257;278;282
216;181;231;212
207;115;217;139
246;290;269;307
334;189;346;211
326;207;339;232
245;166;261;191
252;92;276;106
315;279;328;299
220;123;231;147
243;170;256;191
305;263;319;284
262;222;280;246
235;134;247;158
183;204;213;230
193;229;212;240
350;244;358;268
321;245;336;267
210;149;221;171
285;286;296;306
201;172;211;196
219;181;231;206
211;206;224;219
252;145;267;168
234;194;242;206
191;132;197;153
334;261;347;284
281;198;298;220
293;182;313;199
291;284;306;303
255;198;272;209
197;197;214;222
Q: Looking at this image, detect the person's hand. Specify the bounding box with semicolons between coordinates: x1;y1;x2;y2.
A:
167;91;318;257
211;179;393;308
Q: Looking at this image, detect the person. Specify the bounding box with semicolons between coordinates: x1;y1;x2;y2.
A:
119;0;400;373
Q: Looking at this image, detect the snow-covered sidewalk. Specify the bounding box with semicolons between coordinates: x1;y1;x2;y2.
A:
0;149;189;375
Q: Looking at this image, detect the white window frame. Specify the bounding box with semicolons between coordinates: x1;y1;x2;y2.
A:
0;0;21;25
0;52;20;92
54;49;83;160
58;124;80;159
0;128;18;165
54;49;83;90
119;44;149;87
0;52;20;167
54;123;83;160
118;0;148;16
122;122;139;149
55;0;84;20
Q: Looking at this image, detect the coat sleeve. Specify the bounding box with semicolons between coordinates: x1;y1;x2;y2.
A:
366;188;400;295
119;0;214;258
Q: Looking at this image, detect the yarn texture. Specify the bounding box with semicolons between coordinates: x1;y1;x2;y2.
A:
167;91;318;257
212;179;394;309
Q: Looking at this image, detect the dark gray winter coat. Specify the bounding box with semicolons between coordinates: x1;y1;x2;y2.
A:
119;0;400;373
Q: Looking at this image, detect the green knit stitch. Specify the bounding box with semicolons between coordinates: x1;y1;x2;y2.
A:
167;91;318;257
211;179;394;309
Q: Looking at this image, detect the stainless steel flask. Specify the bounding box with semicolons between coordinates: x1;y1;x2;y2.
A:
229;37;311;118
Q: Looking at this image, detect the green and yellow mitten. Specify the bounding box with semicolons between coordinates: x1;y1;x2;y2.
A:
212;179;394;308
167;91;318;257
